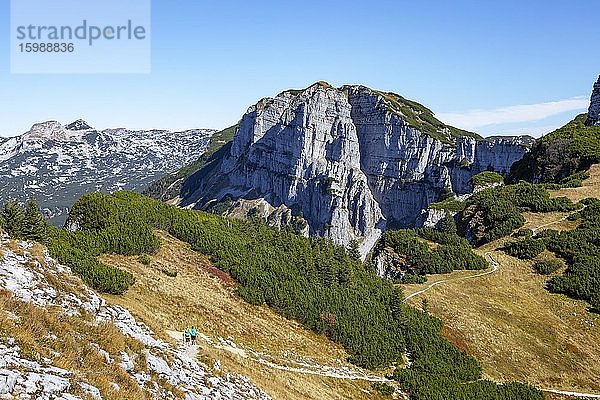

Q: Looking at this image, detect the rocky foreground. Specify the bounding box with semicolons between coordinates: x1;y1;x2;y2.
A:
0;234;271;400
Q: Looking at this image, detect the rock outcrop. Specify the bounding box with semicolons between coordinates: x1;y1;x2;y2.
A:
181;83;530;256
416;208;449;229
586;75;600;126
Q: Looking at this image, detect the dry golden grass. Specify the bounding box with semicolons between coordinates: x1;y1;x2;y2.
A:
550;164;600;202
0;289;149;400
521;211;579;233
100;231;388;400
401;166;600;394
0;236;154;400
407;244;600;392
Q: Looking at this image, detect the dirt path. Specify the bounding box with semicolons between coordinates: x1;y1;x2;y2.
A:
405;208;578;303
530;216;569;234
403;253;499;301
166;330;392;383
541;388;600;398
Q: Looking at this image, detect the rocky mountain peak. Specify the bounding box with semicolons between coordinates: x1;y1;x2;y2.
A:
66;119;94;131
586;75;600;126
180;83;531;256
21;120;94;143
23;120;70;141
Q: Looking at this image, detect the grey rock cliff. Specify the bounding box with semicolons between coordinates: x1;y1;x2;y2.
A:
586;75;600;126
181;83;530;256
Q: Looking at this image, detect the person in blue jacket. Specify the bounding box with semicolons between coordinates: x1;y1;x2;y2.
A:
184;327;191;345
190;326;198;345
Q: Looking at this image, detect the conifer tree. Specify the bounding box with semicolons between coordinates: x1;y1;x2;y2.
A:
438;212;457;235
23;198;48;242
348;239;361;261
2;201;26;239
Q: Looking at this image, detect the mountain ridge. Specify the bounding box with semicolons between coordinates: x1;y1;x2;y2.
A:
0;120;216;224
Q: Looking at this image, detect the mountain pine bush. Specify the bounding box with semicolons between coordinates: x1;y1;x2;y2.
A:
503;238;546;260
379;228;487;275
532;259;563;275
459;182;579;245
544;198;600;309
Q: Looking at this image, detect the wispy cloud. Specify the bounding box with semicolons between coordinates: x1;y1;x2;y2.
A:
437;97;589;131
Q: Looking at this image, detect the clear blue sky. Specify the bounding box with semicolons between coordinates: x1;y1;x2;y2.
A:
0;0;598;137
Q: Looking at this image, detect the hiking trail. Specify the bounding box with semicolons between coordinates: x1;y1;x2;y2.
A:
166;330;392;383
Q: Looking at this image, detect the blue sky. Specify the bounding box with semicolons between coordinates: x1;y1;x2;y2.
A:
0;0;598;137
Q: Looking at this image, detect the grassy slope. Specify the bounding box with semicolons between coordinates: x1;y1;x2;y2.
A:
374;90;482;144
100;231;390;400
401;165;600;394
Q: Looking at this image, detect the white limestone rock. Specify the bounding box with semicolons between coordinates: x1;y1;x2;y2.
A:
416;208;448;229
587;75;600;126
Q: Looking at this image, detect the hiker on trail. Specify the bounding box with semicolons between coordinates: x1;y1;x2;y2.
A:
184;327;191;345
191;326;198;345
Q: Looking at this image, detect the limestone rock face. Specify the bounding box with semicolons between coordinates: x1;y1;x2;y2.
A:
451;135;534;193
586;75;600;126
181;83;530;256
416;208;449;229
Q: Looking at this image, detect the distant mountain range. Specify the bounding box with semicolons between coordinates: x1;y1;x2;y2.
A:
0;120;215;224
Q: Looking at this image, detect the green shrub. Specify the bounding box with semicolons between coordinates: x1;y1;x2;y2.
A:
438;212;458;234
235;286;265;306
372;382;394;396
48;232;134;295
138;255;152;266
581;197;600;206
561;170;590;185
470;171;504;188
429;198;465;213
394;370;544;400
503;239;545;260
160;268;178;278
567;212;582;221
396;274;427;284
380;229;487;275
458;182;578;245
533;259;563;275
513;228;533;238
544;200;600;308
509;114;600;184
